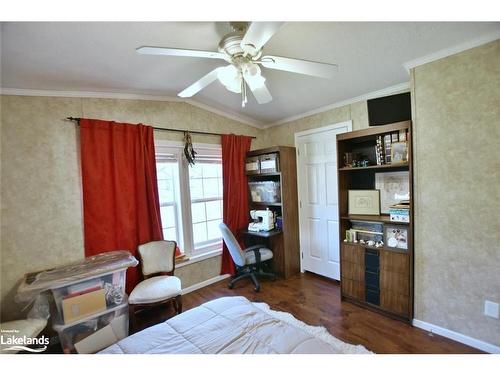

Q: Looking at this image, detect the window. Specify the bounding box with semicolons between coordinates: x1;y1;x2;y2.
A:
156;154;181;243
155;141;223;259
189;159;223;253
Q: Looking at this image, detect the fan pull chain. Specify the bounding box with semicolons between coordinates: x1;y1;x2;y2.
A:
241;78;248;108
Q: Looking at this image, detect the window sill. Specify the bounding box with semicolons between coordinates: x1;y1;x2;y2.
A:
175;249;223;269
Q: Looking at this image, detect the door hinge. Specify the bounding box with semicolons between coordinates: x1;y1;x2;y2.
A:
301;252;303;259
299;201;302;208
297;148;300;156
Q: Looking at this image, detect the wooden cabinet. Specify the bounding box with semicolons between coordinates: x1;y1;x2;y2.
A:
244;146;300;279
342;278;365;300
341;243;365;299
337;121;414;323
380;251;408;274
380;290;409;316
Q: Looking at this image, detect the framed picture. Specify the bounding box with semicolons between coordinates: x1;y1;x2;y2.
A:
348;190;380;215
384;224;408;250
375;171;410;214
391;142;408;164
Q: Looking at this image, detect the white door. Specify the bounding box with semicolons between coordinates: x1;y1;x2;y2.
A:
295;121;352;280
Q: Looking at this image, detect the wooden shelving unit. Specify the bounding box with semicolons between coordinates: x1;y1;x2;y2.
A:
337;121;414;323
245;146;300;279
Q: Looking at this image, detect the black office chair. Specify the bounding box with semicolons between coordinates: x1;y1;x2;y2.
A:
219;223;276;292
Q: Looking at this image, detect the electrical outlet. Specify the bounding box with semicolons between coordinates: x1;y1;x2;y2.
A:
484;300;499;319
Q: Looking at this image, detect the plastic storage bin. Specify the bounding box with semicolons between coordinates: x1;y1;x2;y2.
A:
245;156;260;175
259;153;279;173
53;297;129;354
51;269;126;324
248;181;281;203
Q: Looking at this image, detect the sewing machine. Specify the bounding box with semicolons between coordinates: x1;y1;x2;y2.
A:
248;209;274;232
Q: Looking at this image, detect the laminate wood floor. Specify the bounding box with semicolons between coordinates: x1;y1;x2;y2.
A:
137;272;482;354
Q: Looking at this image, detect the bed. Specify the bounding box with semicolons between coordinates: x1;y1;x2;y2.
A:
100;296;371;354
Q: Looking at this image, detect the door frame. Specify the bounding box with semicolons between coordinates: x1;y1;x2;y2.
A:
294;120;353;273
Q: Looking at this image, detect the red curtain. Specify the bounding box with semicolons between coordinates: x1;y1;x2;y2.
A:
220;134;253;275
80;119;163;292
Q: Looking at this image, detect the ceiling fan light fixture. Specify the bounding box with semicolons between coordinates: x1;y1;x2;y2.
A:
226;80;242;94
217;65;242;93
243;62;260;77
243;63;266;89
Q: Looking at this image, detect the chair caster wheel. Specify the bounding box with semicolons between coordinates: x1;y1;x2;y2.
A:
228;283;234;289
254;286;261;292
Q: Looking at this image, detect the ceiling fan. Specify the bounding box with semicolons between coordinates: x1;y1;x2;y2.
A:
136;22;339;107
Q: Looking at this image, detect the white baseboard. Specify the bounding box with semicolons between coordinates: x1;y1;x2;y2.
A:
181;274;230;295
412;319;500;354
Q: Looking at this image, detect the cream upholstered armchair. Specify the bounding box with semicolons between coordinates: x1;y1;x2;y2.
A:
129;240;182;330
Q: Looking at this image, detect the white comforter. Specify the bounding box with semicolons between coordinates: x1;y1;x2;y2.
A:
100;296;371;354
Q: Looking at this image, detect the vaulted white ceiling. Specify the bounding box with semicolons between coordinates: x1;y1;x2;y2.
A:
1;22;499;125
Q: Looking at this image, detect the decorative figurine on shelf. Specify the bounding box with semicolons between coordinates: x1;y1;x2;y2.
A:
343;152;354;168
350;153;370;168
360;159;370;167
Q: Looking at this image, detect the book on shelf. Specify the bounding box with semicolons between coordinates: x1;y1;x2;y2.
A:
389;200;410;223
398;129;407;142
384;134;392;164
390;200;410;209
375;135;385;165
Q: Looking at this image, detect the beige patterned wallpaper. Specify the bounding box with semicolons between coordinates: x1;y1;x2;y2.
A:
411;40;500;346
0;95;263;321
1;40;498;350
261;101;369;148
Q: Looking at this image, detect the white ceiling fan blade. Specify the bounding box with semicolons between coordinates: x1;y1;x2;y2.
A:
260;55;339;78
178;67;223;98
241;22;284;55
244;77;273;104
136;46;227;60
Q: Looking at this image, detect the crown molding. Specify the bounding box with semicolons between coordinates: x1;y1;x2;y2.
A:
262;82;410;128
182;99;264;128
403;31;500;73
0;87;265;129
0;87;181;102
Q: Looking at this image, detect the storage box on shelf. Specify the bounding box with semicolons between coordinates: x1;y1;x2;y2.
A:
337;121;414;322
248;181;281;204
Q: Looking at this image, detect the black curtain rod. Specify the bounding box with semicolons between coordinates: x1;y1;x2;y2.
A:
66;117;256;139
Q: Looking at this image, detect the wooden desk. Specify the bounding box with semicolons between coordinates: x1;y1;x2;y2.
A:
240;228;289;278
240;229;283;238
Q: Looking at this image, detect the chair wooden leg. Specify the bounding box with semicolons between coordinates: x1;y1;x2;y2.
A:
174;295;183;314
129;304;138;333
